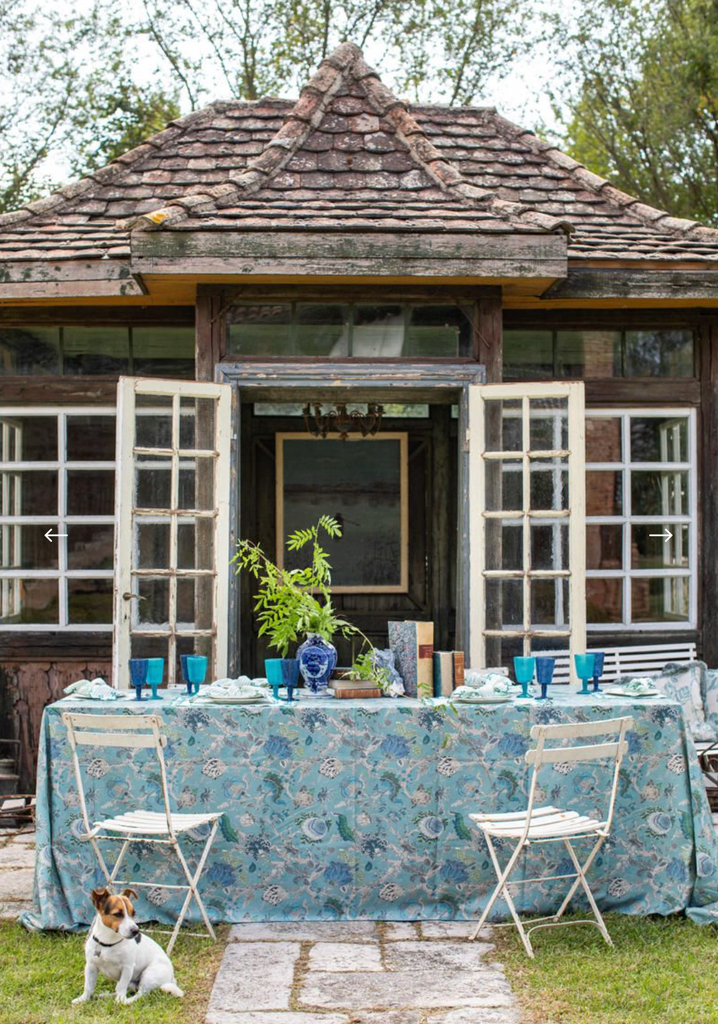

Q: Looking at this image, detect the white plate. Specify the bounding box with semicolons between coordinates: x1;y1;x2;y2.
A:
453;695;513;704
603;687;660;698
206;695;269;704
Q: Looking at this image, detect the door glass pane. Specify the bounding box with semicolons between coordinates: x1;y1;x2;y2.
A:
531;578;569;627
587;524;622;570
179;397;216;451
631;471;688;516
485;460;522;511
632;577;690;622
178;519;214;570
135;456;172;509
586;418;621;462
484;399;521;452
136;577;169;628
631;524;690;569
529;397;568;450
484;521;522;572
587;578;622;623
531;522;568;570
136;395;173;450
530;459;568;510
485;578;523;627
630;418;687;463
178;458;215;511
136;520;170;569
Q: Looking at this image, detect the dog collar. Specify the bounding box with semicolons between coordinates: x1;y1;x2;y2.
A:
92;932;141;947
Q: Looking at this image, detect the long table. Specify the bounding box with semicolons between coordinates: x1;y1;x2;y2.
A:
24;690;718;931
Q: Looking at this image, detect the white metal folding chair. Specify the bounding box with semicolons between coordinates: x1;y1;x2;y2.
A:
469;715;633;957
63;712;223;954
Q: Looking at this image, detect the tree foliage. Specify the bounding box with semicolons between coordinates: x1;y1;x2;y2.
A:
557;0;718;225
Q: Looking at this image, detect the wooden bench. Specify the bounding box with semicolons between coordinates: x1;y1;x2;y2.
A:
533;642;697;684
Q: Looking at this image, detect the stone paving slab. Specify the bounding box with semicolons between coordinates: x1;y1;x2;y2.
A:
228;921;378;941
383;922;420;940
206;941;300;1015
420;923;479;939
429;1010;523;1024
384;941;497;972
0;900;32;919
206;1015;350;1024
299;970;515;1010
308;941;383;972
0;843;35;868
0;868;34;901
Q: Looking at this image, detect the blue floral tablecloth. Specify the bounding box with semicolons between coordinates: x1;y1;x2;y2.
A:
24;690;718;931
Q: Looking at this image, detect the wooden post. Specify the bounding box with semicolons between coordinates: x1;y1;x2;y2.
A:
477;290;503;383
700;314;718;666
196;288;225;382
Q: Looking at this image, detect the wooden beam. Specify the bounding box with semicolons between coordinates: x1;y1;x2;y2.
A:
0;260;147;299
0;378;117;404
132;230;568;281
0;305;194;326
544;268;718;301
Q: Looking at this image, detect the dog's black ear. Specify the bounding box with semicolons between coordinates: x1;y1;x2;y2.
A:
91;887;110;909
121;888;138;901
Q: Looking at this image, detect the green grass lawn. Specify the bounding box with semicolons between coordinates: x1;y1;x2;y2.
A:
0;921;229;1024
492;913;718;1024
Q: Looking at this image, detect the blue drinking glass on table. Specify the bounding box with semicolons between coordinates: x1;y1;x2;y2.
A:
534;656;555;700
185;655;207;695
592;651;606;692
513;656;535;698
574;653;596;694
146;658;164;700
129;658;148;701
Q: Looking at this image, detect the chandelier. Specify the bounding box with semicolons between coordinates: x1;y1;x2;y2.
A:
303;402;384;440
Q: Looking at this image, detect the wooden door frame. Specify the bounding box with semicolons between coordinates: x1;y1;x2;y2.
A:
215;361;485;675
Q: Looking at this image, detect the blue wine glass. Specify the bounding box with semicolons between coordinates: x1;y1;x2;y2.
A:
180;654;192;695
186;655;208;695
513;656;535;699
129;658;148;701
535;657;555;700
574;653;596;695
592;652;606;693
146;658;164;700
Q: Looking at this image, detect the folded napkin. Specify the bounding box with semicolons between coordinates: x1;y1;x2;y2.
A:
64;678;120;701
622;677;657;695
463;672;513;695
207;677;266;699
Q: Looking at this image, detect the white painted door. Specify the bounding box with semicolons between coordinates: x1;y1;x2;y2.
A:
113;377;233;688
468;382;586;680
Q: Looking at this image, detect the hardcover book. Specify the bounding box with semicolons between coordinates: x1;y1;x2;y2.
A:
433;651;466;697
330;687;383;699
388;620;435;698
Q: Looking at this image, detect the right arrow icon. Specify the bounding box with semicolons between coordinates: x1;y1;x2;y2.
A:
649;528;673;542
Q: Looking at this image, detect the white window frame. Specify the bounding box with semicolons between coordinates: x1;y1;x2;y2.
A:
468;381;586;674
0;406;116;631
586;407;697;631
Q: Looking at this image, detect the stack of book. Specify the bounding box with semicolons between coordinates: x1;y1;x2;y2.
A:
388;620;435;698
329;678;383;699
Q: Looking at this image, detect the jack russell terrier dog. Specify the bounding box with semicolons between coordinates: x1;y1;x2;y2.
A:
73;887;184;1005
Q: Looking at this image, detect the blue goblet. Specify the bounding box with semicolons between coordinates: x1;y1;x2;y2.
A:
592;652;606;693
574;653;596;695
180;654;192;695
129;658;148;701
186;655;207;695
146;658;164;700
535;657;555;700
513;656;535;699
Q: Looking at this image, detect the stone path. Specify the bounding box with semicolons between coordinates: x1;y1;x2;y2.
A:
0;827;35;920
205;921;522;1024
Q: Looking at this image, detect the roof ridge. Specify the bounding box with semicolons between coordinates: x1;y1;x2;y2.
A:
490;111;718;243
0;103;222;232
125;43;572;236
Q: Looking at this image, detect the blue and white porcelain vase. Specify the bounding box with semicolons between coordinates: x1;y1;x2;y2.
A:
297;633;337;697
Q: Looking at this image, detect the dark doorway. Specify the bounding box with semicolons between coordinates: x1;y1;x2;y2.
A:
238;402;457;673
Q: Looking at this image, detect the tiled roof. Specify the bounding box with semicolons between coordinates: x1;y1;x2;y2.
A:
1;41;717;265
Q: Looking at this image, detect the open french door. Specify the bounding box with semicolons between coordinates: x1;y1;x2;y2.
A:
468;382;586;680
113;378;233;688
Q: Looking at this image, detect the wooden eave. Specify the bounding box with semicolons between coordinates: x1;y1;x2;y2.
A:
541;262;718;303
0;258;146;300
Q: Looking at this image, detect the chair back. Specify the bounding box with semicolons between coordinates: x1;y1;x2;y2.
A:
62;712;174;836
523;716;633;836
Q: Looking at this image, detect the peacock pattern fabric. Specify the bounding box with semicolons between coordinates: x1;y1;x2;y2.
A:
24;691;718;932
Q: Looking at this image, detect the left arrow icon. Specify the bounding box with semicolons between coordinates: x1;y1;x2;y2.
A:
44;529;68;542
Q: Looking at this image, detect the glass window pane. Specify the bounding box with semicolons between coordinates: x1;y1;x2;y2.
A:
625;329;693;377
66;470;114;516
485;521;522;572
630;417;688;463
530;459;568;510
63;327;130;375
136;520;170;569
0;579;59;624
295;305;349;356
0;523;58;569
68;578;113;624
586;471;623;516
631;470;688;517
66;416;115;461
136;577;169;628
531;522;569;570
135;455;171;509
179;458;214;511
178;519;214;570
632;577;690;623
0;471;57;516
136;395;173;450
179;397;215;451
556;331;621;378
586;418;622;463
502;330;553;380
177;575;214;630
352;306;403;357
631;524;690;569
485;578;523;627
0;416;57;462
0;327;60;375
406;306;471;357
68;524;114;570
529;397;567;451
133;327;195;378
227;305;292;355
485;460;522;512
484;399;522;452
587;524;622;570
531;578;569;627
587;578;623;624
